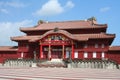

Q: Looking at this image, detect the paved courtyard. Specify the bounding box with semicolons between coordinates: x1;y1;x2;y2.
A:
0;68;120;80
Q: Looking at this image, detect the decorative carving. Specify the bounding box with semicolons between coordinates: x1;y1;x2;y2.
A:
38;20;44;24
87;17;97;24
54;27;59;32
87;16;97;21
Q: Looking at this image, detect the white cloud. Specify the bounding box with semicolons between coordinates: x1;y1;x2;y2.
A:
34;0;63;16
33;0;75;16
65;1;74;8
0;20;33;46
0;1;26;8
0;8;9;14
100;7;110;12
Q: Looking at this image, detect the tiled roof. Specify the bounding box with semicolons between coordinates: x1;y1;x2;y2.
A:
20;20;107;31
11;36;40;41
0;46;18;51
74;33;115;39
109;46;120;51
11;30;115;42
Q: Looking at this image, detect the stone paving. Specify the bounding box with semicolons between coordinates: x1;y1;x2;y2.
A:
0;68;120;80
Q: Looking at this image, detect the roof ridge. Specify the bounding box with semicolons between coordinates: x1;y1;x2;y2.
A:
43;20;88;23
110;46;120;47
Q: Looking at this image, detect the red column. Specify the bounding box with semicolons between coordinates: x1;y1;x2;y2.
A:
71;44;74;59
48;44;51;60
105;52;108;60
40;45;43;59
62;45;65;59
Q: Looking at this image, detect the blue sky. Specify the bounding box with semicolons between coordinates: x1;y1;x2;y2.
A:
0;0;120;46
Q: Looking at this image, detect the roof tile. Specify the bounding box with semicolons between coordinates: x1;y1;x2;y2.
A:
0;46;18;51
109;46;120;51
11;30;115;42
20;20;107;31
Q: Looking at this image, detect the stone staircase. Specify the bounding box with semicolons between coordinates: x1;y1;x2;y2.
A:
37;59;67;68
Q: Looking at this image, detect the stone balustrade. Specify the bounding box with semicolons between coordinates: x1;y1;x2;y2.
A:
3;59;34;67
2;59;119;69
67;59;119;69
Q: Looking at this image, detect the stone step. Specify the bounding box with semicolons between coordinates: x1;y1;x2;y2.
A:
40;59;64;64
51;59;63;62
37;59;66;68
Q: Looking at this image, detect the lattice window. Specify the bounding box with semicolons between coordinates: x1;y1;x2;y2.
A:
21;52;24;58
84;52;88;58
84;44;88;48
95;44;98;48
101;52;105;58
101;44;105;48
93;52;96;58
74;51;78;58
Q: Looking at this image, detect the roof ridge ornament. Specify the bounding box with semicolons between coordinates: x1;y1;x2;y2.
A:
38;20;44;25
87;16;97;21
87;16;97;24
54;27;59;32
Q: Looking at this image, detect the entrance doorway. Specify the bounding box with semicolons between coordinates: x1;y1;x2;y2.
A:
42;45;73;59
42;46;62;59
51;46;62;58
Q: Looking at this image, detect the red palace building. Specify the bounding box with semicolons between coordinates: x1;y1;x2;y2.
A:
0;17;120;68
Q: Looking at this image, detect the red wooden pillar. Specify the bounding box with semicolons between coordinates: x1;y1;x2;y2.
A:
48;44;51;60
40;45;43;59
62;45;65;59
105;52;108;59
71;44;74;59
